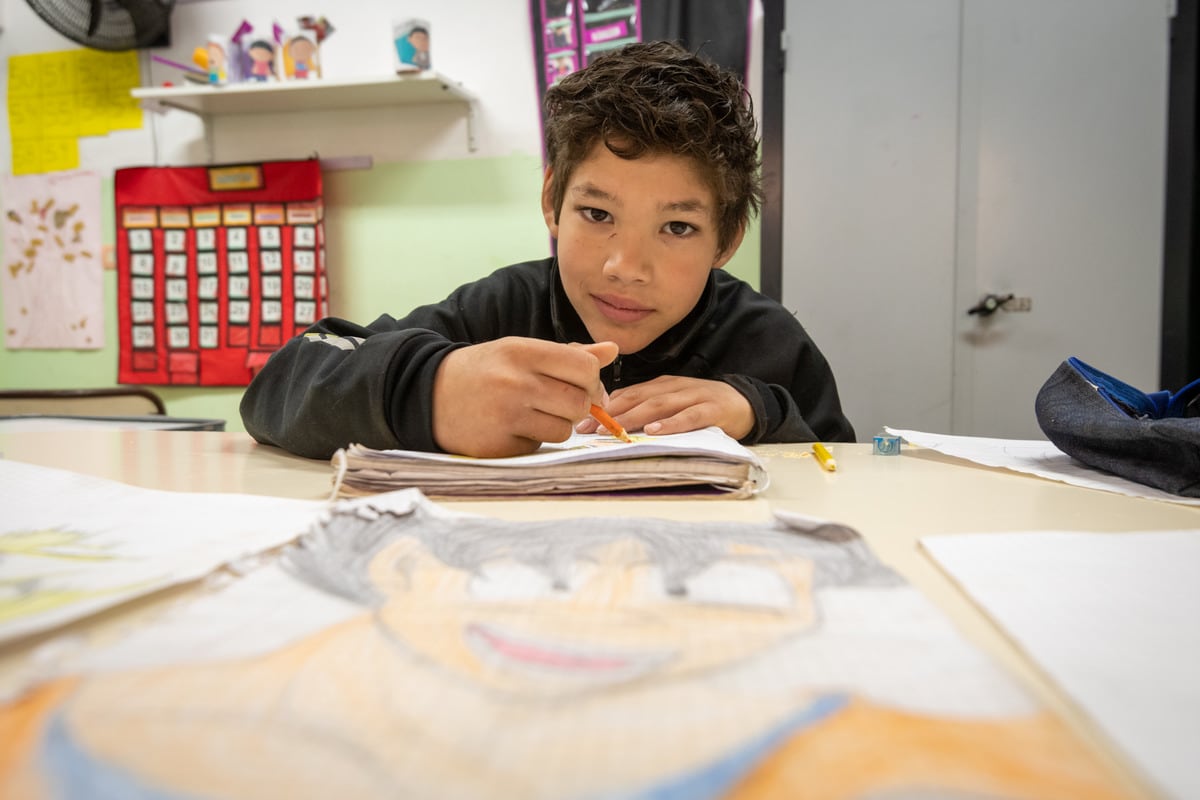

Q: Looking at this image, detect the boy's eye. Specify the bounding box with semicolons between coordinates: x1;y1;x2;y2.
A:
664;221;696;237
580;207;611;223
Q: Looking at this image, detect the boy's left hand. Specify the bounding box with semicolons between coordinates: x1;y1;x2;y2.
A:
576;376;754;441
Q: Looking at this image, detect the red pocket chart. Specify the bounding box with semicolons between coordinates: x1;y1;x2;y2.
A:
115;159;327;386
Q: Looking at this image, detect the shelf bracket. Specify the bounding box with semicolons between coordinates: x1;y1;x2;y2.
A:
201;113;215;164
466;101;479;153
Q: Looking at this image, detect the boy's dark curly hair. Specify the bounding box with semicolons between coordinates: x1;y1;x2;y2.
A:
543;40;763;253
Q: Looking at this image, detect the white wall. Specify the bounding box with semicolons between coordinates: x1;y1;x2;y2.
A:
0;0;546;170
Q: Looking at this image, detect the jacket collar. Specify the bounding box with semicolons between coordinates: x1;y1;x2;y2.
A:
549;258;719;363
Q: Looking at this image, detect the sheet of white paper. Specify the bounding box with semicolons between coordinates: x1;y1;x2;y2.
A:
886;427;1200;506
922;530;1200;799
0;459;325;644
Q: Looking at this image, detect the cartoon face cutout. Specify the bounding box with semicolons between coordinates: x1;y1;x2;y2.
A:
248;43;274;65
407;29;429;55
289;36;317;67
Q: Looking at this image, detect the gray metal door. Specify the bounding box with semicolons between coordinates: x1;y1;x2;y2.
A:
781;0;1168;440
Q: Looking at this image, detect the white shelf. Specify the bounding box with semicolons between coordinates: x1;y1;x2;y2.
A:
132;72;475;115
132;72;478;152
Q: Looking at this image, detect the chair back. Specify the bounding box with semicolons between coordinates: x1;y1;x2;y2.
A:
0;388;167;417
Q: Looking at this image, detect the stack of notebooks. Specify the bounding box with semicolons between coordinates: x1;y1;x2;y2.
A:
331;426;767;499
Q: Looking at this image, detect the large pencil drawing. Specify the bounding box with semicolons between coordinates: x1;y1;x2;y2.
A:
1;491;1121;798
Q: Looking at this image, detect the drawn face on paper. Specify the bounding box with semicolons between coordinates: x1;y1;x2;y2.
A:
367;527;817;697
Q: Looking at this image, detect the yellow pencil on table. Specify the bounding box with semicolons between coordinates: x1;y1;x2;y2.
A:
812;442;837;472
589;403;633;443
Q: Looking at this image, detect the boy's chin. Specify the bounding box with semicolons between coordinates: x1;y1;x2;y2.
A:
596;332;657;356
584;317;672;355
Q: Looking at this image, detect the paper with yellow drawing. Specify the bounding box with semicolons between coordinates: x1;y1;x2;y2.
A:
0;459;323;645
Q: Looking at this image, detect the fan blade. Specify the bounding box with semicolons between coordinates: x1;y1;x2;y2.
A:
113;0;173;46
87;0;103;37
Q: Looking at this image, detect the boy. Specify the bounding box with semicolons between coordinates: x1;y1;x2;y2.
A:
240;41;855;459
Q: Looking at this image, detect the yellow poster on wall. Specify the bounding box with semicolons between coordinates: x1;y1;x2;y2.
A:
6;49;143;176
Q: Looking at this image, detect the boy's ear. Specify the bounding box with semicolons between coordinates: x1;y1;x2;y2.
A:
711;223;747;270
541;168;559;237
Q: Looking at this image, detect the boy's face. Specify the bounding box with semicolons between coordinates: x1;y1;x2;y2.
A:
543;143;743;354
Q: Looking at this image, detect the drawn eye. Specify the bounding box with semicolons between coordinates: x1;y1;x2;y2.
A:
469;562;556;601
683;563;793;609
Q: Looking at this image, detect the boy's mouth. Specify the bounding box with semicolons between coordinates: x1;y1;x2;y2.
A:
593;293;652;324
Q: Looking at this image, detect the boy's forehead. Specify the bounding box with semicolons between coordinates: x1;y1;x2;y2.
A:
565;145;716;205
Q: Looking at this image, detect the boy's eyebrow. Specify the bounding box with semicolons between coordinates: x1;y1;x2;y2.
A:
659;199;708;214
572;183;709;214
573;183;620;205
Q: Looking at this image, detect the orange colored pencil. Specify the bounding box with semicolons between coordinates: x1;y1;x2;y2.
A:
589;403;632;443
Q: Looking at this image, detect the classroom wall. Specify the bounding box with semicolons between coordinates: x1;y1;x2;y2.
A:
0;0;763;431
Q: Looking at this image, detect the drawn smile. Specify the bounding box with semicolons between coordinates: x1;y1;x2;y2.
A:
465;622;673;682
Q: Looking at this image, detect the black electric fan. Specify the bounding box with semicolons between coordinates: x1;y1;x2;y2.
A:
24;0;175;51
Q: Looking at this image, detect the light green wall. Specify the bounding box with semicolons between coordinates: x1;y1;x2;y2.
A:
0;155;760;431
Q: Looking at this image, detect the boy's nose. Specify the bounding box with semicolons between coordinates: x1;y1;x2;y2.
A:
602;232;652;283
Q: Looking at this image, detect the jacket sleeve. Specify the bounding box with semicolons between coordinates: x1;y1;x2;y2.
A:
724;364;856;445
239;314;462;459
240;262;553;459
708;283;856;445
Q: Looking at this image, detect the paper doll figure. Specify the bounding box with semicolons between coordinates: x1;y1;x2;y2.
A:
282;16;333;80
204;38;227;85
0;495;1124;799
394;19;431;72
284;33;318;79
246;39;276;81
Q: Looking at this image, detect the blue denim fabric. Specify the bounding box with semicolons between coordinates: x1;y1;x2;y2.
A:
1035;357;1200;497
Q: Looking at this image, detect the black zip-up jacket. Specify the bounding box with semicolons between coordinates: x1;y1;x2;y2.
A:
240;258;855;458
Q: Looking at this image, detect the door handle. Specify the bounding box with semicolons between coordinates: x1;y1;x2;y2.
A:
966;293;1014;317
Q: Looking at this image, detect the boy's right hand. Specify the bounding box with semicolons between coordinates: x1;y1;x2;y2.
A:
431;337;618;458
